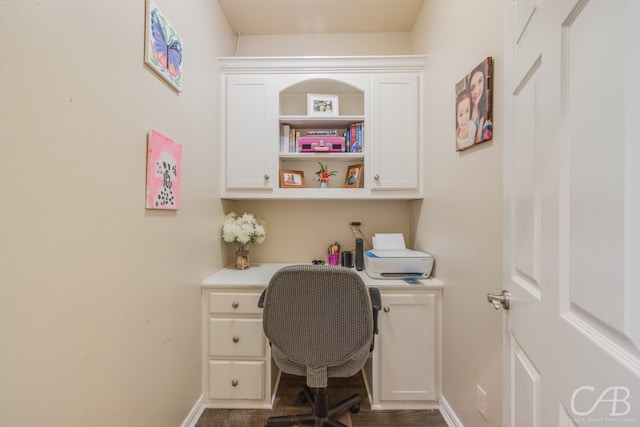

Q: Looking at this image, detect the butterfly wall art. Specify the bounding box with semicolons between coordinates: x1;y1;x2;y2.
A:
144;0;183;92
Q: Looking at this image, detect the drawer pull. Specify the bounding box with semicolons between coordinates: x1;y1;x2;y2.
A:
232;336;240;343
231;379;238;387
383;306;391;313
232;301;239;309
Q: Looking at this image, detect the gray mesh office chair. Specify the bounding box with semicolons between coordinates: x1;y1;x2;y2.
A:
258;264;381;427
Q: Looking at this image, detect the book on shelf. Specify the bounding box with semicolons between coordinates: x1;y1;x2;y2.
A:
281;124;290;153
344;128;350;152
290;130;299;153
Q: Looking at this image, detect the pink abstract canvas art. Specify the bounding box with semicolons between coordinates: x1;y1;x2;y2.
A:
146;130;182;210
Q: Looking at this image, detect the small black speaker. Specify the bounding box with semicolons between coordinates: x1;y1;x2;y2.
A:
341;251;353;268
355;238;364;271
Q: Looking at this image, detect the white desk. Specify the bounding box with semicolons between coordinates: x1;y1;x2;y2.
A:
201;263;442;410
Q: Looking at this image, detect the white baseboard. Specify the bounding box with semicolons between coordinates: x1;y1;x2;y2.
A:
181;394;205;427
439;395;463;427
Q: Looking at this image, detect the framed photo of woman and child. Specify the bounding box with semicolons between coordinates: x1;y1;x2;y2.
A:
455;57;493;151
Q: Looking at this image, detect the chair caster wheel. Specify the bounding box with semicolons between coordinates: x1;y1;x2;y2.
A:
298;391;308;403
350;404;361;413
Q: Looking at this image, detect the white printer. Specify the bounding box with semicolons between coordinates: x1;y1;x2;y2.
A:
363;233;434;279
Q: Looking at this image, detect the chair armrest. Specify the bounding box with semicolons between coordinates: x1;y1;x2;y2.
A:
369;287;381;335
258;289;266;308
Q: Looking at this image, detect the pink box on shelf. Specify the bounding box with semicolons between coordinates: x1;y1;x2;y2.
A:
298;136;345;152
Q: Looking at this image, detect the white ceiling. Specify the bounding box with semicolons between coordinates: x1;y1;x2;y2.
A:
217;0;425;36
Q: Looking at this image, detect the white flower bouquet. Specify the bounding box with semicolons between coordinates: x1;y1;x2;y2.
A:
222;212;266;251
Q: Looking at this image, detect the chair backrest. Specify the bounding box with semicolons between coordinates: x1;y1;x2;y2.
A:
262;264;373;384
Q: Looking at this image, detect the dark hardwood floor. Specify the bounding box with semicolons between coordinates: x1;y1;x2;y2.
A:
195;372;448;427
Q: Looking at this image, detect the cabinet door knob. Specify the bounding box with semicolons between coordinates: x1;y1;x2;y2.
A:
383;306;390;313
264;174;270;180
232;301;239;309
374;174;380;180
231;379;238;387
232;336;240;343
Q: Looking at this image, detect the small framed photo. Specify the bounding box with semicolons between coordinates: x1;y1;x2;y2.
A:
307;93;339;117
344;163;363;188
280;169;306;188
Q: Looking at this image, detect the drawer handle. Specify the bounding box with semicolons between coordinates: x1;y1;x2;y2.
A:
231;379;238;387
383;306;391;313
232;301;239;309
232;336;240;343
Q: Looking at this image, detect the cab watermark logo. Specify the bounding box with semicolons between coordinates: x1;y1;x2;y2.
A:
571;386;635;422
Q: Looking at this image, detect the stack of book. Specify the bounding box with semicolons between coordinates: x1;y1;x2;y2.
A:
345;122;364;153
280;124;300;153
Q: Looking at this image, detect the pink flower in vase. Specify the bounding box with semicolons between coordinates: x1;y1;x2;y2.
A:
315;163;337;184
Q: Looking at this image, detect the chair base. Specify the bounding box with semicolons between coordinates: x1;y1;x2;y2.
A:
266;385;360;427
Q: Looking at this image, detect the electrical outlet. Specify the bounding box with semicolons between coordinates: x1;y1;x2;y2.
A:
476;385;488;420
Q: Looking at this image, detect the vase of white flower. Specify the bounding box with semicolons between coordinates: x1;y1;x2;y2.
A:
222;212;266;269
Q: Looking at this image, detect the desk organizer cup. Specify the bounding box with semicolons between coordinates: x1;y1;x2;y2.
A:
328;253;340;265
327;242;340;265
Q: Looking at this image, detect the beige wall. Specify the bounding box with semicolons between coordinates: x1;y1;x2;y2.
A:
224;200;412;265
0;1;235;426
234;32;412;56
411;0;504;426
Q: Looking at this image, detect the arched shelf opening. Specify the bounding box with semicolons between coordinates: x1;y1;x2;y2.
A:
279;78;364;117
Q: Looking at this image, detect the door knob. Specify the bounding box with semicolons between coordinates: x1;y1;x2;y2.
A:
487;290;510;310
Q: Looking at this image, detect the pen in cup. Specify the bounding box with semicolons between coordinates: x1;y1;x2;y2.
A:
327;241;340;265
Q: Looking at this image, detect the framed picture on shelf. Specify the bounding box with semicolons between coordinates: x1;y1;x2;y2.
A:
280;169;306;188
307;93;339;117
344;163;363;188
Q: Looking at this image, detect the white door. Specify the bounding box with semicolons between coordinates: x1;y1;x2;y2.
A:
503;0;640;426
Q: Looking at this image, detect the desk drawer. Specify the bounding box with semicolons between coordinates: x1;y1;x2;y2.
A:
209;318;265;357
208;291;263;315
209;360;265;400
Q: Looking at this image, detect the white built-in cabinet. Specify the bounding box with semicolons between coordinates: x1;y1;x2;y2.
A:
219;56;426;199
364;289;440;410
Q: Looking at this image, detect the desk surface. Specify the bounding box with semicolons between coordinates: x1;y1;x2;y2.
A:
202;263;443;289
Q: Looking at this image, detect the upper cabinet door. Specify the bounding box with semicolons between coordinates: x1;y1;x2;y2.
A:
369;73;421;194
224;75;276;193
